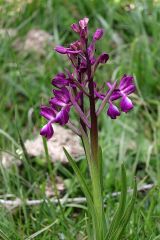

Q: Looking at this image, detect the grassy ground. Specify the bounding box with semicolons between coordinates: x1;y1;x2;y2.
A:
0;0;160;239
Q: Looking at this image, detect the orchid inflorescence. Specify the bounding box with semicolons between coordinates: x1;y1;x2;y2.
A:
40;17;136;139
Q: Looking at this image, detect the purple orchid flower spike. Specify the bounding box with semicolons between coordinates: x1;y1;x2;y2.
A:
40;17;136;139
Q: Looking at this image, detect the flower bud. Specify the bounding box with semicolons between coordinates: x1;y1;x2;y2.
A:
97;53;109;64
79;17;89;29
55;46;68;54
93;29;104;41
71;23;80;33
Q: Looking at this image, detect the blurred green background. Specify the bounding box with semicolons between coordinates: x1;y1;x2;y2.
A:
0;0;160;239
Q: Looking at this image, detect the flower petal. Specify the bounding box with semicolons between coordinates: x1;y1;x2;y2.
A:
110;90;122;101
79;17;89;29
52;73;69;88
40;122;54;139
119;75;134;90
40;106;56;120
123;84;136;95
53;88;70;103
49;98;66;107
54;106;70;125
120;96;134;113
107;103;120;119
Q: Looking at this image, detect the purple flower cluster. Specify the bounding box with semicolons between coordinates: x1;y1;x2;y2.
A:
40;17;136;139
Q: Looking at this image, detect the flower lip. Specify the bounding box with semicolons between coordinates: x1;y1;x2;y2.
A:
107;103;120;119
40;122;54;140
120;96;134;113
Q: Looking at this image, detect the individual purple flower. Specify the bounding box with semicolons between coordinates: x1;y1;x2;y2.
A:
107;103;120;119
40;104;70;139
40;87;72;139
106;74;136;117
95;74;135;119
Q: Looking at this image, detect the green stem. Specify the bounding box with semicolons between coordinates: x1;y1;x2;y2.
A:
80;115;104;239
85;45;104;239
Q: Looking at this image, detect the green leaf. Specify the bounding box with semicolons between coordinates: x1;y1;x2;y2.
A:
25;220;58;240
106;164;127;240
114;178;137;240
0;229;10;240
63;148;94;210
98;146;103;191
80;127;104;238
16;127;32;183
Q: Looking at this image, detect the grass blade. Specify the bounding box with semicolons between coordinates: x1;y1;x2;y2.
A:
63;147;94;210
0;229;10;240
106;164;127;240
114;178;137;240
25;220;58;240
